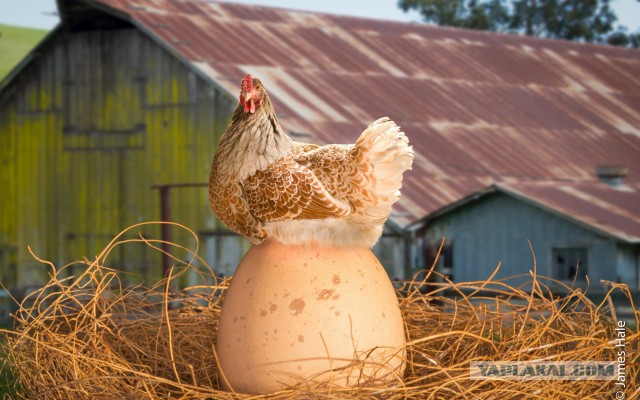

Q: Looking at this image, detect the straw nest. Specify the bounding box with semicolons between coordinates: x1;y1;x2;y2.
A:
1;222;638;399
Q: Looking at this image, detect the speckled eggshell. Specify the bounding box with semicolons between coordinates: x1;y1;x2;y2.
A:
216;239;406;394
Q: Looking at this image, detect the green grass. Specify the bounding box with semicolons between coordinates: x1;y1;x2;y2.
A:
0;323;20;397
0;24;49;80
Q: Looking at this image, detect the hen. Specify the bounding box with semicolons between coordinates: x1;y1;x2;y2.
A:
208;74;413;247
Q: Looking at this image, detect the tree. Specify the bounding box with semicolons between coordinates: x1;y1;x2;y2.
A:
606;29;640;48
398;0;633;46
398;0;511;31
509;0;616;42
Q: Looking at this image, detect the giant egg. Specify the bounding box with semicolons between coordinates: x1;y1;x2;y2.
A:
216;239;406;394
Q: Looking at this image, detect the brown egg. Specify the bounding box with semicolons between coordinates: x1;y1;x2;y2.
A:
216;239;406;394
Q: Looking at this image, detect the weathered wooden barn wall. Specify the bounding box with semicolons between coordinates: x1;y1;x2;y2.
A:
0;27;241;288
421;193;636;288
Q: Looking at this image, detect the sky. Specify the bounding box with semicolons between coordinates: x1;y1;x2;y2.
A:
0;0;638;32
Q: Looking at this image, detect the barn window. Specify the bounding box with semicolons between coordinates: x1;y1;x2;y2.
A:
439;242;454;281
552;248;588;282
422;240;454;281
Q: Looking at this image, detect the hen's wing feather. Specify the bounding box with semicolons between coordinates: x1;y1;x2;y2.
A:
295;144;374;209
293;142;320;153
242;159;350;222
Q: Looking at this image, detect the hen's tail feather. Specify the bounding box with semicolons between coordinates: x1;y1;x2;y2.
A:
352;117;414;226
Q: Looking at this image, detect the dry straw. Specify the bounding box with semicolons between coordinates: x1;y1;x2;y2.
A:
1;222;638;399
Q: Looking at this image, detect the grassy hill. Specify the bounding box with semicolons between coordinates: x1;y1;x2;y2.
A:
0;24;49;80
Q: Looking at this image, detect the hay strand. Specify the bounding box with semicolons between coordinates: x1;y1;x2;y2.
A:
1;223;638;399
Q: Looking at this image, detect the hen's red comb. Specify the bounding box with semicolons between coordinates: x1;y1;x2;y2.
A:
243;74;253;92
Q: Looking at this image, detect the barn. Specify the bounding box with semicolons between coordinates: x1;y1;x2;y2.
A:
1;0;639;295
415;180;640;290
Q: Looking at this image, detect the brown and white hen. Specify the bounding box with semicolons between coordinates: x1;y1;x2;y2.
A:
208;74;413;247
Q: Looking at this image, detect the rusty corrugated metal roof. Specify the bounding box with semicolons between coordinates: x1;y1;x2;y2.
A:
83;0;640;239
500;182;640;243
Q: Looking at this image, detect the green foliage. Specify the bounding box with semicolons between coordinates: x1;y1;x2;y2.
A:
1;331;19;398
509;0;616;41
399;0;510;30
398;0;636;46
606;29;640;48
0;24;48;80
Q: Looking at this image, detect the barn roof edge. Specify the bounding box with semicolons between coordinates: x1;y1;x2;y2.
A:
408;183;640;244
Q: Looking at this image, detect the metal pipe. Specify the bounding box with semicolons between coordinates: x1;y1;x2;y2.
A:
150;182;207;279
159;186;171;278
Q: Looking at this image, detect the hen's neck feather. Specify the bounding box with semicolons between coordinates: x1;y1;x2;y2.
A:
215;94;294;180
